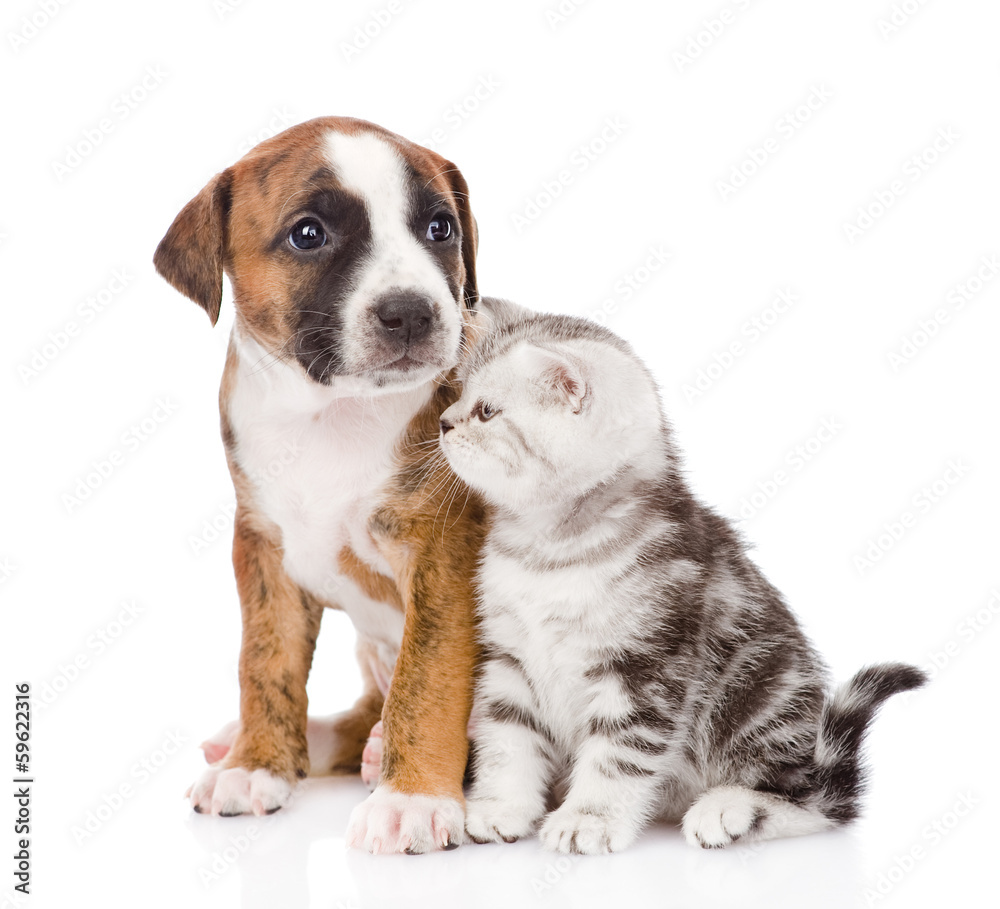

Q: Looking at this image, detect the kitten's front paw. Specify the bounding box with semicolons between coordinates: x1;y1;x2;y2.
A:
186;765;293;817
682;786;764;849
465;798;540;844
539;806;638;855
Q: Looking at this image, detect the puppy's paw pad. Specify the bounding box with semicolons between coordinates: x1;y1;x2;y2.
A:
360;721;382;791
347;786;463;854
682;787;766;849
188;765;292;817
465;798;538;844
539;806;634;855
200;719;240;765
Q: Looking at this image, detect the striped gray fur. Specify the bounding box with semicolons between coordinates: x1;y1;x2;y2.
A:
440;299;926;854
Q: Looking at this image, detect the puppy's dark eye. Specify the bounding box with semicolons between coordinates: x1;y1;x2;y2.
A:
426;216;452;242
473;400;498;421
288;219;327;250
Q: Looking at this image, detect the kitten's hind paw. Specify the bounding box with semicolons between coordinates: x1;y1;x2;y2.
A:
682;786;765;848
465;798;540;844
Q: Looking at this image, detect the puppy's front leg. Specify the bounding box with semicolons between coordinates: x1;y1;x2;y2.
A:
347;527;482;853
188;512;323;816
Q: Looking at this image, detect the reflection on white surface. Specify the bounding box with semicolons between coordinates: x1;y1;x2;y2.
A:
181;776;862;909
172;779;862;909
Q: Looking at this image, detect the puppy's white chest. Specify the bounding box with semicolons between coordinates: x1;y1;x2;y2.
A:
227;334;433;626
245;409;392;596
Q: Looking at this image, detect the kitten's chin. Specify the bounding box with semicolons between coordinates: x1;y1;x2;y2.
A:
442;450;513;508
440;445;488;495
477;477;559;514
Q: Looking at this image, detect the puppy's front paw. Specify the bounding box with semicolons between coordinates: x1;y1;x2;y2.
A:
465;798;539;844
682;786;764;849
539;806;638;855
186;765;292;817
347;786;463;854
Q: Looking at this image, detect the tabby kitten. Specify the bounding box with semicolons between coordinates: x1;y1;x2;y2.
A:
439;302;925;855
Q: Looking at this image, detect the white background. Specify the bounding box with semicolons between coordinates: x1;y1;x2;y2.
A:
2;0;998;906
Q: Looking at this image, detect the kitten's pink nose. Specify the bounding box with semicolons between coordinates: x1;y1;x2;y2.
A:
440;418;454;435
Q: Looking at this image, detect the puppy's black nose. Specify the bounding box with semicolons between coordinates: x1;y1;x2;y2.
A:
375;292;434;345
439;418;454;435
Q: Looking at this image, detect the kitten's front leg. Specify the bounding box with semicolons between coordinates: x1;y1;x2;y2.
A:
539;734;664;855
465;662;553;844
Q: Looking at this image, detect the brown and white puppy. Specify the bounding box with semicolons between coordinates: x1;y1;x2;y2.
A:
154;116;488;853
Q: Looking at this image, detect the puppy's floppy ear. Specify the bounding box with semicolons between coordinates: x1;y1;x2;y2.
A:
445;164;479;310
153;169;233;326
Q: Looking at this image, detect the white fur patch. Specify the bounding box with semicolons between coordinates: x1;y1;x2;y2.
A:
324;130;462;376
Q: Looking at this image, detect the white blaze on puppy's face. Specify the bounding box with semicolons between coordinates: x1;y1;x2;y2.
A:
324;130;465;388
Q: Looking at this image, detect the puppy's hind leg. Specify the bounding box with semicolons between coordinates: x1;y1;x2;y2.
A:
200;637;388;784
308;638;388;782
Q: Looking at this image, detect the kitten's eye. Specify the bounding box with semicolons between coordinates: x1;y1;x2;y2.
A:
473;400;499;422
426;215;453;242
288;218;327;250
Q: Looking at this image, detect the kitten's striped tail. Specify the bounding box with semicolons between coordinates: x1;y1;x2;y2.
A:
683;663;927;847
812;662;928;823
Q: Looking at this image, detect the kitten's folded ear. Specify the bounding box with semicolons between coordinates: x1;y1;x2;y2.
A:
521;344;588;413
